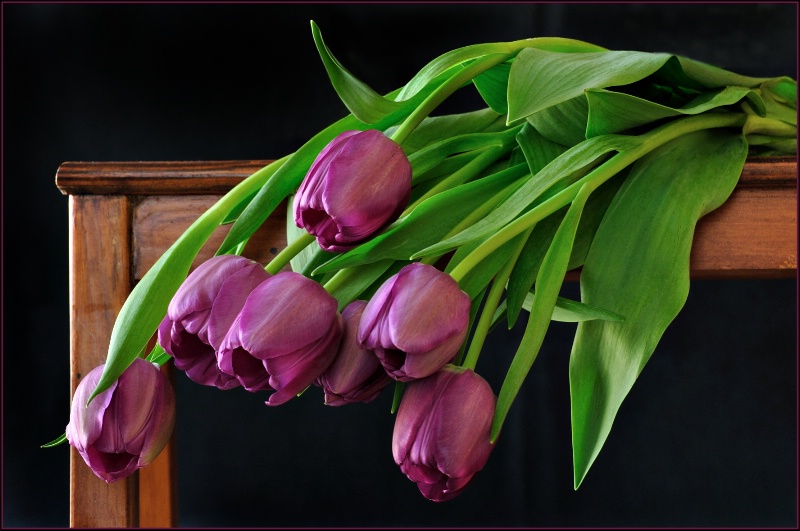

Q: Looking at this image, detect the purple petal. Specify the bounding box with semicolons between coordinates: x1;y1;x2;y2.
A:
66;365;118;452
236;272;339;359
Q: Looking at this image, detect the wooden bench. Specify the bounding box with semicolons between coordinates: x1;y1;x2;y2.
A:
56;157;797;527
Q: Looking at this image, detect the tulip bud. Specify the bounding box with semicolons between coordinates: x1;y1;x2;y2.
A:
293;129;412;252
218;271;344;405
392;364;496;502
66;358;176;483
157;255;271;390
316;300;392;406
358;262;470;382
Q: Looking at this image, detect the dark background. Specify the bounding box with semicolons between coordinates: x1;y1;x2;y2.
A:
3;2;797;528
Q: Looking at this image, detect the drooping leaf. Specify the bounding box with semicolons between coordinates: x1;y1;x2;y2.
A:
491;180;596;442
569;128;748;489
311;21;405;124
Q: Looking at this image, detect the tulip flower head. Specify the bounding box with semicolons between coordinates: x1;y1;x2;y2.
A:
217;271;344;405
358;262;471;382
293;129;412;252
316;300;392;406
392;364;496;502
66;358;176;483
158;255;271;390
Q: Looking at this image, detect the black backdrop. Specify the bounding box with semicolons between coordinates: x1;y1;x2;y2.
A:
3;3;797;528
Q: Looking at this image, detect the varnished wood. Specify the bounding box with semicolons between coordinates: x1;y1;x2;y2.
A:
69;196;139;528
55;157;796;196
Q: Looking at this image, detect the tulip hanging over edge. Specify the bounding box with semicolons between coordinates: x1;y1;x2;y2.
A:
217;271;344;405
316;300;392;406
392;364;497;502
157;254;271;390
66;358;176;483
293;129;412;252
358;262;471;382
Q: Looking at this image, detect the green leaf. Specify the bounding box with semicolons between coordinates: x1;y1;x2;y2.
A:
569;128;748;489
473;61;511;114
508;48;673;122
526;95;589;147
675;55;770;89
286;194;319;274
390;108;506;156
414;134;640;258
397;36;607;102
88;159;287;403
585;86;764;137
311;21;405;124
41;433;68;448
407;127;520;179
515;122;569;176
491;180;595;442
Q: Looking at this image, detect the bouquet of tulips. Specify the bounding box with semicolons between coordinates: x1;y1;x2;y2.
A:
47;22;796;502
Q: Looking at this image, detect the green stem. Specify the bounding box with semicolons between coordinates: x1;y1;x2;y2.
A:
461;225;533;371
265;232;316;275
322;266;359;295
449;112;747;284
390;52;514;146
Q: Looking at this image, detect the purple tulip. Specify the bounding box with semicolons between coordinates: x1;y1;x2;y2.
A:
316;300;392;406
157;255;271;390
217;271;344;405
66;358;176;483
392;364;496;502
358;262;470;382
293;129;412;252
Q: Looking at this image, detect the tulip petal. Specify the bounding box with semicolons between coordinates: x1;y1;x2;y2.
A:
207;265;271;349
387;264;470;355
264;313;343;405
168;255;258;321
66;365;118;451
237;273;339;359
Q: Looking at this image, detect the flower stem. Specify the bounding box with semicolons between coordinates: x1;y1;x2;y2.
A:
322;266;358;294
265;232;316;275
449;112;747;284
389;52;514;146
461;225;533;371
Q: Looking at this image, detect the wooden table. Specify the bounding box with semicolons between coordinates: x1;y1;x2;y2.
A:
56;157;797;527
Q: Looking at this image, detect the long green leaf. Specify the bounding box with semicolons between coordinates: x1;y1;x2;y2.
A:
569;128;748;489
491;180;595;442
